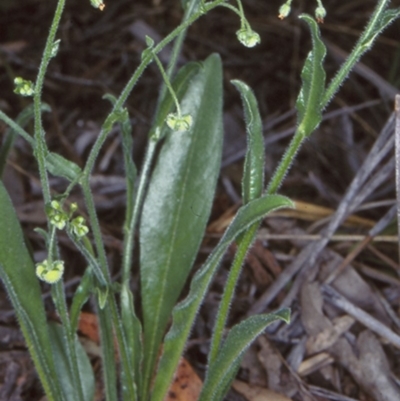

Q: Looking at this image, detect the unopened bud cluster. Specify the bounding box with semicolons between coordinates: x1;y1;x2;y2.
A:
71;216;90;237
48;200;68;230
36;202;89;284
14;77;35;97
47;201;89;238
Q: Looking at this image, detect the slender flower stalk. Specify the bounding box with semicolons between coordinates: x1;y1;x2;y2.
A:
33;0;66;204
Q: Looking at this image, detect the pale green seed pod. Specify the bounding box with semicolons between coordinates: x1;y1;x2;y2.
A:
236;28;261;48
315;6;326;23
90;0;105;10
278;3;291;19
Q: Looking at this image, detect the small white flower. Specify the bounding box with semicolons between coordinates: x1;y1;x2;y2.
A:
166;113;193;132
36;259;65;284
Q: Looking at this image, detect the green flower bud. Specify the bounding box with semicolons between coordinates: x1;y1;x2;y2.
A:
14;77;35;97
47;200;68;230
71;216;89;238
166;113;193;132
236;28;261;48
51;200;62;210
51;215;66;230
70;203;78;213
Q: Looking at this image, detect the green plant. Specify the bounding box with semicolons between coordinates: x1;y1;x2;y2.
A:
0;1;398;400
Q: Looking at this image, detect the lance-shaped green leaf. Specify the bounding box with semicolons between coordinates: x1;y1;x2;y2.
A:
0;103;51;177
48;322;95;401
0;181;65;401
97;304;118;400
208;80;265;366
200;309;290;401
150;194;294;401
231;80;264;204
140;53;223;396
69;267;93;332
322;5;400;107
363;8;400;47
296;14;326;138
121;283;143;401
46;152;82;182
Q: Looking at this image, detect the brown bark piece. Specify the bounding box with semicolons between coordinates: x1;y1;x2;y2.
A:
306;315;355;355
251;241;282;278
164;358;202;401
78;311;100;344
232;380;293;401
241;345;267;387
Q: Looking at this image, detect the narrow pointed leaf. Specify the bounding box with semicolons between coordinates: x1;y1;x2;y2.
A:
0;181;65;401
208;223;258;366
208;81;266;365
359;7;400;49
121;283;143;401
231;79;264;204
199;309;290;401
322;6;400;107
140;53;223;394
0;103;50;176
48;322;95;401
70;267;93;332
46;152;82;182
296;14;326;138
97;305;118;400
150;194;294;401
378;8;400;30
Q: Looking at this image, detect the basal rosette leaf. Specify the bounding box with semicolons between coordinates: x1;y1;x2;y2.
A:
48;322;95;401
140;53;223;396
0;181;65;401
199;309;290;401
150;194;294;401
